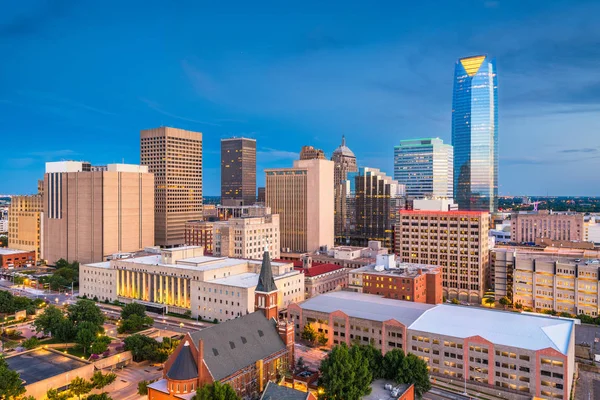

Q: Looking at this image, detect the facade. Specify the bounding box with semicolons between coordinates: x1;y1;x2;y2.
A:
43;162;154;265
0;248;36;268
308;241;389;269
511;211;584;244
299;145;325;160
348;254;443;305
213;214;280;259
332;136;358;241
215;204;271;220
266;159;334;253
394;210;490;303
492;248;600;316
452;55;498;212
393;138;453;199
289;292;575;400
413;198;458;212
257;187;266;203
80;246;304;321
141;127;203;246
221;137;257;206
293;255;348;298
355;167;405;249
184;221;214;252
8;194;43;260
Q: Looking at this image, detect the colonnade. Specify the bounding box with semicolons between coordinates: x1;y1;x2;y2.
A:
116;269;190;308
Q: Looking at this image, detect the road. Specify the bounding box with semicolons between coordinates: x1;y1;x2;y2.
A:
424;387;472;400
0;278;74;305
106;361;162;400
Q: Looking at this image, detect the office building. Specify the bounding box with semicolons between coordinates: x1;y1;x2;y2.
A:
0;248;36;268
221;137;256;206
80;246;304;321
412;198;458;212
43;162;154;265
215;204;271;220
289;291;575;400
265;159;334;253
257;187;266;203
141;127;203;246
213;213;280;260
511;211;584;244
394;210;490;303
393;138;453;199
355;167;405;249
299;146;325;160
184;221;214;252
332;136;358;241
584;215;600;245
452;55;498;212
8;194;43;260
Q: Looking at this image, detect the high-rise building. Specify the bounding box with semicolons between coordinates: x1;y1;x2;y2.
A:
299;145;325;160
220;137;256;206
452;55;498;212
257;186;266;203
511;210;584;244
394;210;490;303
141;127;203;246
332;135;358;241
265;159;334;253
393;138;453;199
43;162;154;264
212;213;280;260
8;193;43;260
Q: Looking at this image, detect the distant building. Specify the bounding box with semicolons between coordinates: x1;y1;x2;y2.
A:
412;198;457;212
309;241;389;269
584;215;600;245
216;204;271;220
299;146;325;160
0;248;36;268
266;159;334;253
393;138;453;199
221;137;256;206
8;194;43;260
43;162;154;265
257;187;266;203
213;214;280;260
184;221;214;252
292;254;348;298
0;219;7;233
141;127;203;246
511;211;584;243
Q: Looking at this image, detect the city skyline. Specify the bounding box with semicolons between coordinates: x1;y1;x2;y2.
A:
1;1;600;196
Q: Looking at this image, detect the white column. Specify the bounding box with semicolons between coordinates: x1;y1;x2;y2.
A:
159;275;163;303
177;277;181;306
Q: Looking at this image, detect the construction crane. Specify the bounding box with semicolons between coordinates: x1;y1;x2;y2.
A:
531;201;542;211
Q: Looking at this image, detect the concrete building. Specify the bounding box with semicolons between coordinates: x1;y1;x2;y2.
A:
184;221;214;252
8;194;43;260
141;127;203;246
412;198;457;212
0;218;7;233
291;254;348;298
266;159;334;253
289;292;575;400
511;211;584;244
348;254;443;305
215;204;271;220
221;137;256;206
299;145;325;160
0;248;36;268
301;241;389;269
394;210;490;303
492;247;600;316
393;138;453;199
80;246;304;321
583;215;600;245
257;187;266;203
212;214;280;260
43;162;154;265
331;136;358;240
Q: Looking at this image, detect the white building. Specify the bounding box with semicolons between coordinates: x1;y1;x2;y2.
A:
412;198;458;211
213;214;280;260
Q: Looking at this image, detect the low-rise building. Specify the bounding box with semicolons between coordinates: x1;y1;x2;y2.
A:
307;241;389;269
0;248;36;268
292;255;348;298
511;210;584;244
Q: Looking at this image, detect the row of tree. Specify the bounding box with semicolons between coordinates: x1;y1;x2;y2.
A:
46;371;117;400
38;258;80;291
118;302;154;334
318;343;431;400
123;334;178;363
0;290;45;315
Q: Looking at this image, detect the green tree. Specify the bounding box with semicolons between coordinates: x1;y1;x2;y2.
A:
0;235;7;247
117;313;154;334
75;322;98;356
87;394;113;400
33;306;66;336
301;324;317;343
46;388;71;400
0;290;15;314
91;370;117;390
138;380;150;396
0;355;26;399
55;319;77;342
515;302;523;310
22;336;40;350
358;344;384;380
68;300;105;327
382;349;430;399
316;331;328;346
123;334;163;362
55;258;70;269
121;302;147;319
498;296;511;309
193;381;240;400
91;335;111;355
382;348;405;380
318;343;372;400
484;297;495;307
69;377;94;400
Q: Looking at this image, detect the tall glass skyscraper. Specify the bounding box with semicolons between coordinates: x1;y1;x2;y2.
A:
452;55;498;212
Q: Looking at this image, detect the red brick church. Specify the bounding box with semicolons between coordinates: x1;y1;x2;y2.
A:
148;249;295;400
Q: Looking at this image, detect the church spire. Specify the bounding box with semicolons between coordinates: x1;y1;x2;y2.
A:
256;248;277;293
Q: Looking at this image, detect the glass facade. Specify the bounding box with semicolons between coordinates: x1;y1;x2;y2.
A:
452;55;498;212
394;138;453;199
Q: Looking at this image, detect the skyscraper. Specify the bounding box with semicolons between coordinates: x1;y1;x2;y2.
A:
141;127;203;246
452;55;498;212
299;145;325;160
393;138;453;199
221;137;256;206
331;135;358;240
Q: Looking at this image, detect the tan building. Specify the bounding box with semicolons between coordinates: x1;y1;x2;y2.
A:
141;127;203;246
266;159;334;253
292;254;348;298
331;135;358;241
184;221;214;252
43;162;154;265
8;194;43;260
394;210;490;303
80;246;304;322
299;145;325;160
511;211;584;244
492;247;600;316
213;214;280;260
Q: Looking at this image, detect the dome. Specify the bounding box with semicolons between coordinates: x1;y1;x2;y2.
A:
333;135;355;158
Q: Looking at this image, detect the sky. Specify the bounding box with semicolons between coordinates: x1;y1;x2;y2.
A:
1;0;599;196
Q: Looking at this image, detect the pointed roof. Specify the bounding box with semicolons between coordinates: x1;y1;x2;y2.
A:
459;55;486;77
333;134;355;158
256;249;277;293
166;341;198;381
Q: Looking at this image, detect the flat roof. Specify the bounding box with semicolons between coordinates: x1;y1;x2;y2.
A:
298;292;434;325
5;349;89;385
409;305;574;354
365;380;411;400
0;248;33;255
209;270;300;288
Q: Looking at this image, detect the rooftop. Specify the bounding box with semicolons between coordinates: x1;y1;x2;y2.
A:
260;382;311;400
5;349;90;386
354;263;440;278
400;210;488;216
0;248;34;256
209;270;300;288
294;263;345;277
364;380;412;400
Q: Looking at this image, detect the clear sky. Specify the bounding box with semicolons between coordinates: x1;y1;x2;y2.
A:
1;0;599;196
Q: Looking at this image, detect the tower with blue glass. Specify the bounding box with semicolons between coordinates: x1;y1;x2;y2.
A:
452;55;498;212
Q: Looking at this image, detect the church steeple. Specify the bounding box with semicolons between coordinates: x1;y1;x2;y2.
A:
255;248;278;320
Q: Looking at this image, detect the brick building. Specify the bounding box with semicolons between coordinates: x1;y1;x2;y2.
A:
0;248;36;268
291;255;348;298
184;221;213;252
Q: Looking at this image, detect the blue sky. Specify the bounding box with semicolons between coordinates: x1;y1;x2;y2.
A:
1;0;599;196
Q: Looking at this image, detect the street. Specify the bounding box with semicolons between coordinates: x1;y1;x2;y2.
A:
104;361;162;400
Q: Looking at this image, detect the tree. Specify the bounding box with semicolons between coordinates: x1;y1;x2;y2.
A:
76;321;98;356
484;297;495;307
124;334;165;362
68;300;105;327
91;335;112;355
138;380;150;396
193;381;240;400
91;370;117;390
0;355;26;399
499;296;511;309
55;258;70;269
121;302;147;319
301;324;317;343
55;319;77;343
358;344;384;380
118;313;154;334
318;343;372;400
382;349;431;399
69;377;94;400
22;336;40;350
316;331;328;346
0;290;16;314
87;394;113;400
382;348;405;380
515;302;523;310
33;306;66;337
46;388;71;400
0;235;7;247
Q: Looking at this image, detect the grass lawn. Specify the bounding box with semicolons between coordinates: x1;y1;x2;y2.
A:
65;346;88;359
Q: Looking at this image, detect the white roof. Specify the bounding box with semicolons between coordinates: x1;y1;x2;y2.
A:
0;248;32;255
298;292;434;326
209;270;300;288
409;305;574;354
85;261;111;269
147;379;168;394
